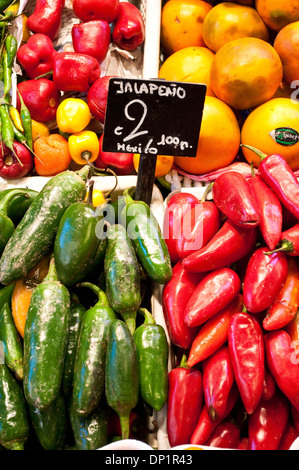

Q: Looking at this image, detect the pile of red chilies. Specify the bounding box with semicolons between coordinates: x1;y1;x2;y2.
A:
162;146;299;450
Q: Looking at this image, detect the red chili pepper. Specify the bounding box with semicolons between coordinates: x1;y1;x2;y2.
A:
190;384;239;445
248;390;289;450
286;310;299;345
26;0;65;40
269;223;299;256
243;247;288;313
228;312;264;415
167;355;203;447
263;258;299;331
264;330;299;412
52;52;101;93
242;144;299;221
72;20;111;63
212;171;260;228
187;294;243;367
182;220;257;273
94;133;134;176
184;268;241;327
163;192;200;264
16;33;57;79
202;346;234;422
247;172;282;251
278;422;299;450
162;261;204;350
112;2;145;51
205;421;241;449
291;405;299;433
175;201;221;260
17;79;60;123
73;0;120;24
261;368;276;401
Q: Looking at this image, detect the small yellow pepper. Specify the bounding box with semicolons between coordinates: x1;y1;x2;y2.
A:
9;106;24;132
56;98;91;134
31;120;50;141
5;1;19;16
68;130;100;165
84;189;106;207
20;14;31;44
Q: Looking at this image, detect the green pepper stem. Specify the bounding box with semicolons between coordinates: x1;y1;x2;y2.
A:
44;257;58;282
76;281;110;307
137;307;155;325
123;187;135;206
120;310;136;335
240;144;268;160
0;189;29;215
179;354;189;369
119;413;130;440
201;182;214;203
263;240;294;256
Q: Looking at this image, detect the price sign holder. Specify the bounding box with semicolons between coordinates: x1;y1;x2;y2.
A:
103;77;206;205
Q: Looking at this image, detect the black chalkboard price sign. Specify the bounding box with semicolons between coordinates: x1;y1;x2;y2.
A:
102;77;206;204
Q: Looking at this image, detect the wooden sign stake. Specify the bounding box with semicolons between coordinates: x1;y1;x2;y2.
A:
135;153;157;205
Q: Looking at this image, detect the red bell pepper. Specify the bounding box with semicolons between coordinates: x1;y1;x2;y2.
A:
87;75;117;124
167;355;203;447
184;268;241;327
247;172;282;251
212;171;260;228
112;2;145;51
243;247;288;313
243;144;299;221
228;312;265;415
0;142;33;179
162;261;204;350
16;33;57;79
248;390;289;450
190;384;239;445
17;79;60;122
263;257;299;331
175;201;221;260
72;20;111;63
182;220;257;273
163;192;200;264
278;422;299;450
264;330;299;412
72;0;120;24
26;0;65;40
205;422;241;449
52;52;101;93
187;294;243;367
94;133;134;175
202;346;234;422
261;368;276;401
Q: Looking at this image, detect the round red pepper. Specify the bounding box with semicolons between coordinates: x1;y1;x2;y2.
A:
94;133;134;175
182;220;257;274
243;247;288;314
162;261;204;350
112;2;145;51
72;20;111;63
163;192;200;264
228;312;265;415
0;142;33;179
52;52;101;93
202;346;234;422
205;421;241;449
184;268;241;327
72;0;120;24
167;355;203;448
17;79;60;122
17;33;57;79
212;171;260;228
264;330;299;412
26;0;65;40
87;75;117;124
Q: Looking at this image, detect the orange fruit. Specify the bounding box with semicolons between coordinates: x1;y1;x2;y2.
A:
133;153;174;178
202;2;269;52
274;21;299;84
174;96;240;175
255;0;299;32
241;97;299;170
160;0;212;56
210;37;283;110
159;46;215;96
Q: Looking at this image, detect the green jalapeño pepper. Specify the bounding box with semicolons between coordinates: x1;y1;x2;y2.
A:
120;188;172;285
0;302;23;380
0;187;38;224
0;188;30;256
134;308;169;412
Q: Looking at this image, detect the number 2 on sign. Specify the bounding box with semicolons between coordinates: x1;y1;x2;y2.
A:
117;99;149;143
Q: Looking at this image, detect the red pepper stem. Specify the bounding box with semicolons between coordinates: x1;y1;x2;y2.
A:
240;144;268;161
250;162;255;177
87;180;94;206
201;182;214;203
263;240;294;256
179;354;189;369
33;70;53;80
137;307;156;325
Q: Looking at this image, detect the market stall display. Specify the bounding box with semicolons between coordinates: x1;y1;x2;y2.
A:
0;0;298;452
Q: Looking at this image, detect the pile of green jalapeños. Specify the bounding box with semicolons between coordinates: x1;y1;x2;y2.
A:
0;165;172;450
